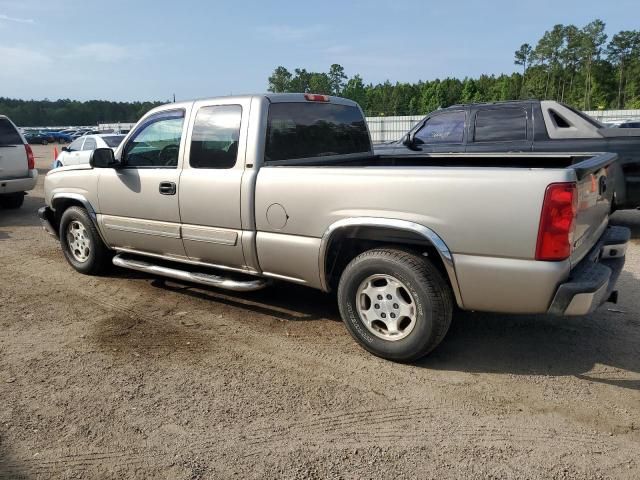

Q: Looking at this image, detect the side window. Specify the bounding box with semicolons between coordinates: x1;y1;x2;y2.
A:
550;110;571;128
414;111;465;144
474;108;527;142
82;138;97;150
68;138;84;151
190;105;242;169
0;118;22;146
124;111;185;168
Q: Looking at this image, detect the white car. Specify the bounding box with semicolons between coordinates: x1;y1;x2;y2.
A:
53;134;125;168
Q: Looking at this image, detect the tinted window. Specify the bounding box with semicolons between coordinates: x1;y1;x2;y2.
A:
415;111;465;144
124;111;184;168
0;118;22;146
475;108;527;142
82;138;97;150
550;110;571;128
102;135;125;147
68;138;84;151
265;103;370;163
190;105;242;169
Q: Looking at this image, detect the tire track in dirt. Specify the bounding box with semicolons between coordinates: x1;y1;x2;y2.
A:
1;245;638;478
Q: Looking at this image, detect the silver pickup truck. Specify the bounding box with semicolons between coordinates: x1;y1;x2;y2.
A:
39;93;630;361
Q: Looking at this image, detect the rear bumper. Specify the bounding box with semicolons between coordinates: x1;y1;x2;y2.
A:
0;169;38;194
38;206;58;238
548;226;630;315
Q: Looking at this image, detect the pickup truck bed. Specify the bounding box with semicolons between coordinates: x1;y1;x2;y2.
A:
38;94;630;361
377;100;640;209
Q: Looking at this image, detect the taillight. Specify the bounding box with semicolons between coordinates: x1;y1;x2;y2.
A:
304;93;329;102
25;144;35;170
536;182;577;261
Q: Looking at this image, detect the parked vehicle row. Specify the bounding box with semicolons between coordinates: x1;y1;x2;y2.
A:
38;94;630;361
21;127;102;145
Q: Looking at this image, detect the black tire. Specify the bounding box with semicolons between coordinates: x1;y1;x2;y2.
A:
59;206;111;275
0;193;25;209
337;248;453;362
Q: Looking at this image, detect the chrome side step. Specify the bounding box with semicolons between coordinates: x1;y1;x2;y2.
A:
112;254;269;292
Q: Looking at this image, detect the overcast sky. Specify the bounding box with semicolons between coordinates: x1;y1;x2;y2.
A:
1;0;638;102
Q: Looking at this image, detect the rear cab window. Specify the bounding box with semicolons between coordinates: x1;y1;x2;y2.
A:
474;108;528;142
265;102;371;164
0;118;23;146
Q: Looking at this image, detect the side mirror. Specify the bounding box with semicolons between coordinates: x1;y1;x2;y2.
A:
61;146;69;152
402;132;420;150
90;148;119;168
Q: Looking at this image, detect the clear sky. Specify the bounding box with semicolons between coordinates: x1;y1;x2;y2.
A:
1;0;638;102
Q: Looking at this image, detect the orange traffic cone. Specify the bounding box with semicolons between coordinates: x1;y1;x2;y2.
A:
53;146;58;161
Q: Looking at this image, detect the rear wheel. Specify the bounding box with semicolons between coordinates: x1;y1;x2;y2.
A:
59;206;111;275
337;248;453;362
0;193;25;209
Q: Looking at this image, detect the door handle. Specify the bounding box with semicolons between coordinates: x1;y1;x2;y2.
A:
159;181;176;195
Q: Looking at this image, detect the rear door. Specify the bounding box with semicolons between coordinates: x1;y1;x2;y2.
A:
0;117;28;180
466;105;533;153
178;98;250;270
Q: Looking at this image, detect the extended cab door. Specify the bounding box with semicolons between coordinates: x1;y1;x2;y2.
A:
177;98;250;270
97;108;188;258
466;105;533;153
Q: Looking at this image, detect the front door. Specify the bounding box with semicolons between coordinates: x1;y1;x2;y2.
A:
178;98;249;270
407;110;467;154
97;108;189;259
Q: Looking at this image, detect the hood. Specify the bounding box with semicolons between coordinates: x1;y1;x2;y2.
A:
46;164;93;176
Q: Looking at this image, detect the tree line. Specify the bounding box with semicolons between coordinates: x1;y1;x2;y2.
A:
2;19;638;125
268;19;640;116
0;98;164;127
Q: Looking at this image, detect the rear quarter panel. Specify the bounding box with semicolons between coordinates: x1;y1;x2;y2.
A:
254;165;573;271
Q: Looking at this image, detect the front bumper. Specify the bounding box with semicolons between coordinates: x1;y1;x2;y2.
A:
38;206;58;238
0;169;38;195
548;226;630;316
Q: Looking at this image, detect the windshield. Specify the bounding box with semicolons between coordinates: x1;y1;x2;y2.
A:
102;135;125;147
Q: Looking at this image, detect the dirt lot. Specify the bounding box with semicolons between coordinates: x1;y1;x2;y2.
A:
1;144;639;479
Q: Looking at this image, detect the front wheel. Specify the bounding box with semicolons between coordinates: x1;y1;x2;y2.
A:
337;248;453;362
59;206;111;275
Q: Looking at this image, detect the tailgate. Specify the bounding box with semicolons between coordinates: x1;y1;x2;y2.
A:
0;118;28;180
570;152;617;266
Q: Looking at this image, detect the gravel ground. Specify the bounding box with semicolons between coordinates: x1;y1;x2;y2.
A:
1;145;639;479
